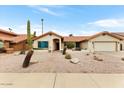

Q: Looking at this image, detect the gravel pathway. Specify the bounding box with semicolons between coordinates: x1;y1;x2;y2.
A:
0;50;124;73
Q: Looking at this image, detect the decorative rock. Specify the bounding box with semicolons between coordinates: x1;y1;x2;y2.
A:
70;58;80;64
121;57;124;61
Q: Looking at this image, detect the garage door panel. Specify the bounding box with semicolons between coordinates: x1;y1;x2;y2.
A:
94;42;116;51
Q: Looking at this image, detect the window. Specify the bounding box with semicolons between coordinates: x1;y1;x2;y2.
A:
0;41;3;48
120;44;123;51
38;41;48;48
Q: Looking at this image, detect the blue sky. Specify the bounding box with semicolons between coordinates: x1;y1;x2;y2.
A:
1;5;124;36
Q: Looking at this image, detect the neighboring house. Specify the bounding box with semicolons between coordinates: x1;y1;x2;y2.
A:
33;31;124;52
0;29;28;51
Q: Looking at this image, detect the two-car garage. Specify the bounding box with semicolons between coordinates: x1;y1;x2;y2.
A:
93;41;117;51
88;32;122;52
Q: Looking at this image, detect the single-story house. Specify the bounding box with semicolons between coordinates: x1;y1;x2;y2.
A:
33;31;124;52
33;31;63;51
1;28;124;52
0;29;29;52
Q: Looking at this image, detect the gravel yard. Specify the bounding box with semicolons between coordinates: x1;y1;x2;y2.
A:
0;50;124;73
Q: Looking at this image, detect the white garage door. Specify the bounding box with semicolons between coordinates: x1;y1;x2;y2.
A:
94;42;116;51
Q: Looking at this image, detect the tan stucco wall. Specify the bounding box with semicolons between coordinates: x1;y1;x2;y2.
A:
61;42;64;49
88;34;121;52
33;35;50;48
33;34;62;51
80;41;88;49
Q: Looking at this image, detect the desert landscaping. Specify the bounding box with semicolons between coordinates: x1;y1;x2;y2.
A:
0;50;124;73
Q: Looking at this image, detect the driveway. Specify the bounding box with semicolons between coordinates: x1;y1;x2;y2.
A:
96;51;124;58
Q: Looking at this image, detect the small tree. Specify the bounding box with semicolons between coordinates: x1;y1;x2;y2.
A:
66;42;75;49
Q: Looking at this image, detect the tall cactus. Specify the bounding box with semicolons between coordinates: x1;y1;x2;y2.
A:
27;20;32;49
22;20;34;68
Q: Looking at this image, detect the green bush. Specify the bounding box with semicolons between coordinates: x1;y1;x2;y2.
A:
65;53;71;59
65;42;75;49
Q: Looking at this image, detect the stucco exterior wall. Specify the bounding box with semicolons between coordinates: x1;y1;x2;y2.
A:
33;34;62;51
33;35;50;48
61;42;64;50
80;41;88;49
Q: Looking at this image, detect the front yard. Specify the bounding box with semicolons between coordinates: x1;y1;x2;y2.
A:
0;50;124;73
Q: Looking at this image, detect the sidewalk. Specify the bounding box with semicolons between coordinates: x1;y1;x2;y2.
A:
0;73;124;88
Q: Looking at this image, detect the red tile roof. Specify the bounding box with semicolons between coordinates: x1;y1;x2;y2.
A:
0;29;27;43
0;36;12;41
11;35;27;43
33;31;63;40
88;31;124;40
0;29;18;36
63;36;90;42
111;32;124;39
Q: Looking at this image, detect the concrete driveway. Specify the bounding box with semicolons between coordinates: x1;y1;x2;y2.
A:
96;51;124;58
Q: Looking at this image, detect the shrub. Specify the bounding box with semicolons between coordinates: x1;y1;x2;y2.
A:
65;53;71;59
65;42;75;49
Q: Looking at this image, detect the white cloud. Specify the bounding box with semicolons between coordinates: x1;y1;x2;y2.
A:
39;7;58;16
0;25;10;31
88;19;124;27
13;24;43;35
0;24;69;36
50;29;70;36
28;5;60;16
